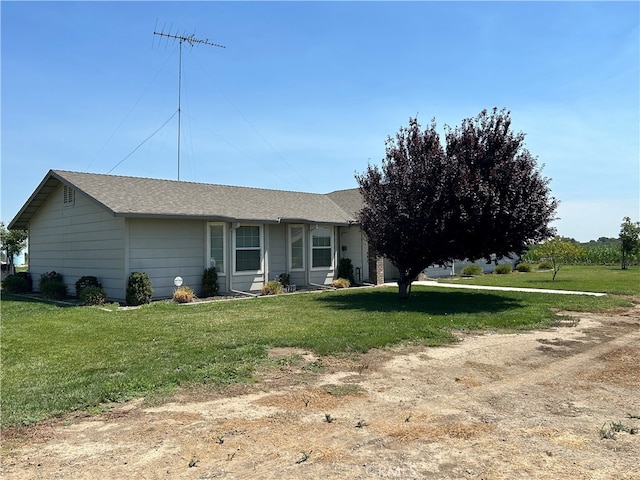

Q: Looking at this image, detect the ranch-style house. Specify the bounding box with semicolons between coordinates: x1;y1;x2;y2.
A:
9;170;397;301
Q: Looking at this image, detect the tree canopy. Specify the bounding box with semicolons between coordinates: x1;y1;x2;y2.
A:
0;222;28;272
356;108;558;298
535;237;584;280
619;216;640;270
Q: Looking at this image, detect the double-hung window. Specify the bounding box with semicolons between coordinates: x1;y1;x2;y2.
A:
235;225;262;272
289;225;304;270
311;227;333;269
208;223;226;274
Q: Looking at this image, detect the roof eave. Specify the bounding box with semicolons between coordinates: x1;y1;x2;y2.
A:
115;213;353;226
8;170;120;230
8;170;60;230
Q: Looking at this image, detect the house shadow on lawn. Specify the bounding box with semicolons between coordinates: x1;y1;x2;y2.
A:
0;292;80;308
315;286;524;316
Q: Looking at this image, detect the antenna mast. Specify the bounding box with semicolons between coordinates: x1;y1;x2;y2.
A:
153;28;225;180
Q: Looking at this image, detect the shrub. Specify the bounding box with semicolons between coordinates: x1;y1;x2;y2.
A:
516;262;533;273
173;286;194;303
75;275;101;298
494;264;512;275
261;280;282;296
332;278;350;288
126;272;153;306
79;285;108;305
39;271;67;300
201;267;218;297
461;264;483;276
538;260;553;270
337;258;356;285
2;272;32;293
277;272;291;287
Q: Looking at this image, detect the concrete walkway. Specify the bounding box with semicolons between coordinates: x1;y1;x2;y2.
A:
384;280;607;297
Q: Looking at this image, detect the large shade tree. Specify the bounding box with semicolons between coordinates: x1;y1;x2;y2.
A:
356;108;558;298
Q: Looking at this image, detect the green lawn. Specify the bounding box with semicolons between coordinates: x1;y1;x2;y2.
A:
440;265;640;295
1;270;635;427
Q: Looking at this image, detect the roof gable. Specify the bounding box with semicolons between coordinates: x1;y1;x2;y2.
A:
9;170;360;229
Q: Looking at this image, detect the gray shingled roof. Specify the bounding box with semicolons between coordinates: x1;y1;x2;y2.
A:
327;188;364;219
9;170;361;229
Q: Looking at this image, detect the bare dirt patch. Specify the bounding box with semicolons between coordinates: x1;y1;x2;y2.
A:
2;306;639;479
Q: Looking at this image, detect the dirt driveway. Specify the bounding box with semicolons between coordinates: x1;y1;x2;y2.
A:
2;306;639;479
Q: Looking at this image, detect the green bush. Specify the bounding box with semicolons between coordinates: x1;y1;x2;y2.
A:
538;260;553;270
75;276;101;298
277;272;291;287
201;267;218;297
494;264;512;275
338;258;356;285
261;280;282;296
461;264;483;276
516;262;533;273
39;271;67;300
2;272;32;293
79;285;108;305
173;286;194;303
126;272;153;306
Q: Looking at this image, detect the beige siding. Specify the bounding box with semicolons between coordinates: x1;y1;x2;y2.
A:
309;270;335;286
268;223;287;279
128;218;205;299
28;184;125;299
337;226;369;284
383;258;400;282
230;273;265;292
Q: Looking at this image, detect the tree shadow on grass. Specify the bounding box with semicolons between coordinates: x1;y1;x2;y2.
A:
315;286;524;316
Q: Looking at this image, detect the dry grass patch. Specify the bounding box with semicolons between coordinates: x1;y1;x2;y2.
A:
588;346;640;387
255;385;365;411
528;426;588;448
372;414;495;443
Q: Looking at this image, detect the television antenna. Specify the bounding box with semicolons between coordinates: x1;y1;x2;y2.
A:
153;27;225;180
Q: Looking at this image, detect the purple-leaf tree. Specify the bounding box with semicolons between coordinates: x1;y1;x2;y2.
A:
356;108;558;299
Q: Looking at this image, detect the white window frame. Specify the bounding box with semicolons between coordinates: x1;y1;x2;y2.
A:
233;224;264;274
310;226;334;270
207;222;227;275
288;224;305;271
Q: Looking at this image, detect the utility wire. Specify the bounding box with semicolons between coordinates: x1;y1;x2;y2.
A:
107;110;178;174
191;55;315;191
187;113;300;189
88;47;177;169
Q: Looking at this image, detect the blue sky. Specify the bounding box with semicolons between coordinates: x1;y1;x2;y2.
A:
2;1;638;242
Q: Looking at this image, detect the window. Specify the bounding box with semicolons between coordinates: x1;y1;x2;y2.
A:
289;225;304;270
63;185;75;206
208;223;225;274
235;225;262;272
311;227;333;268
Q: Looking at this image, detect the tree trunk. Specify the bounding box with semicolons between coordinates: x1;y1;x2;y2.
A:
397;278;412;299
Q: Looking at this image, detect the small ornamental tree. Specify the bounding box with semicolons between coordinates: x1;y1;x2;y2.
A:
619;216;640;270
536;237;584;280
357;108;558;298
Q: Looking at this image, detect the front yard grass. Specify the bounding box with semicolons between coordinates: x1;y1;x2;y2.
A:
439;265;640;295
1;276;634;427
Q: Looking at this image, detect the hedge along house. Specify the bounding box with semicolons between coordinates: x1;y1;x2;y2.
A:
9;170;387;302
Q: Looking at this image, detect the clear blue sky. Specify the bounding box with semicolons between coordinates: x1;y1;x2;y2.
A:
2;1;638;242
